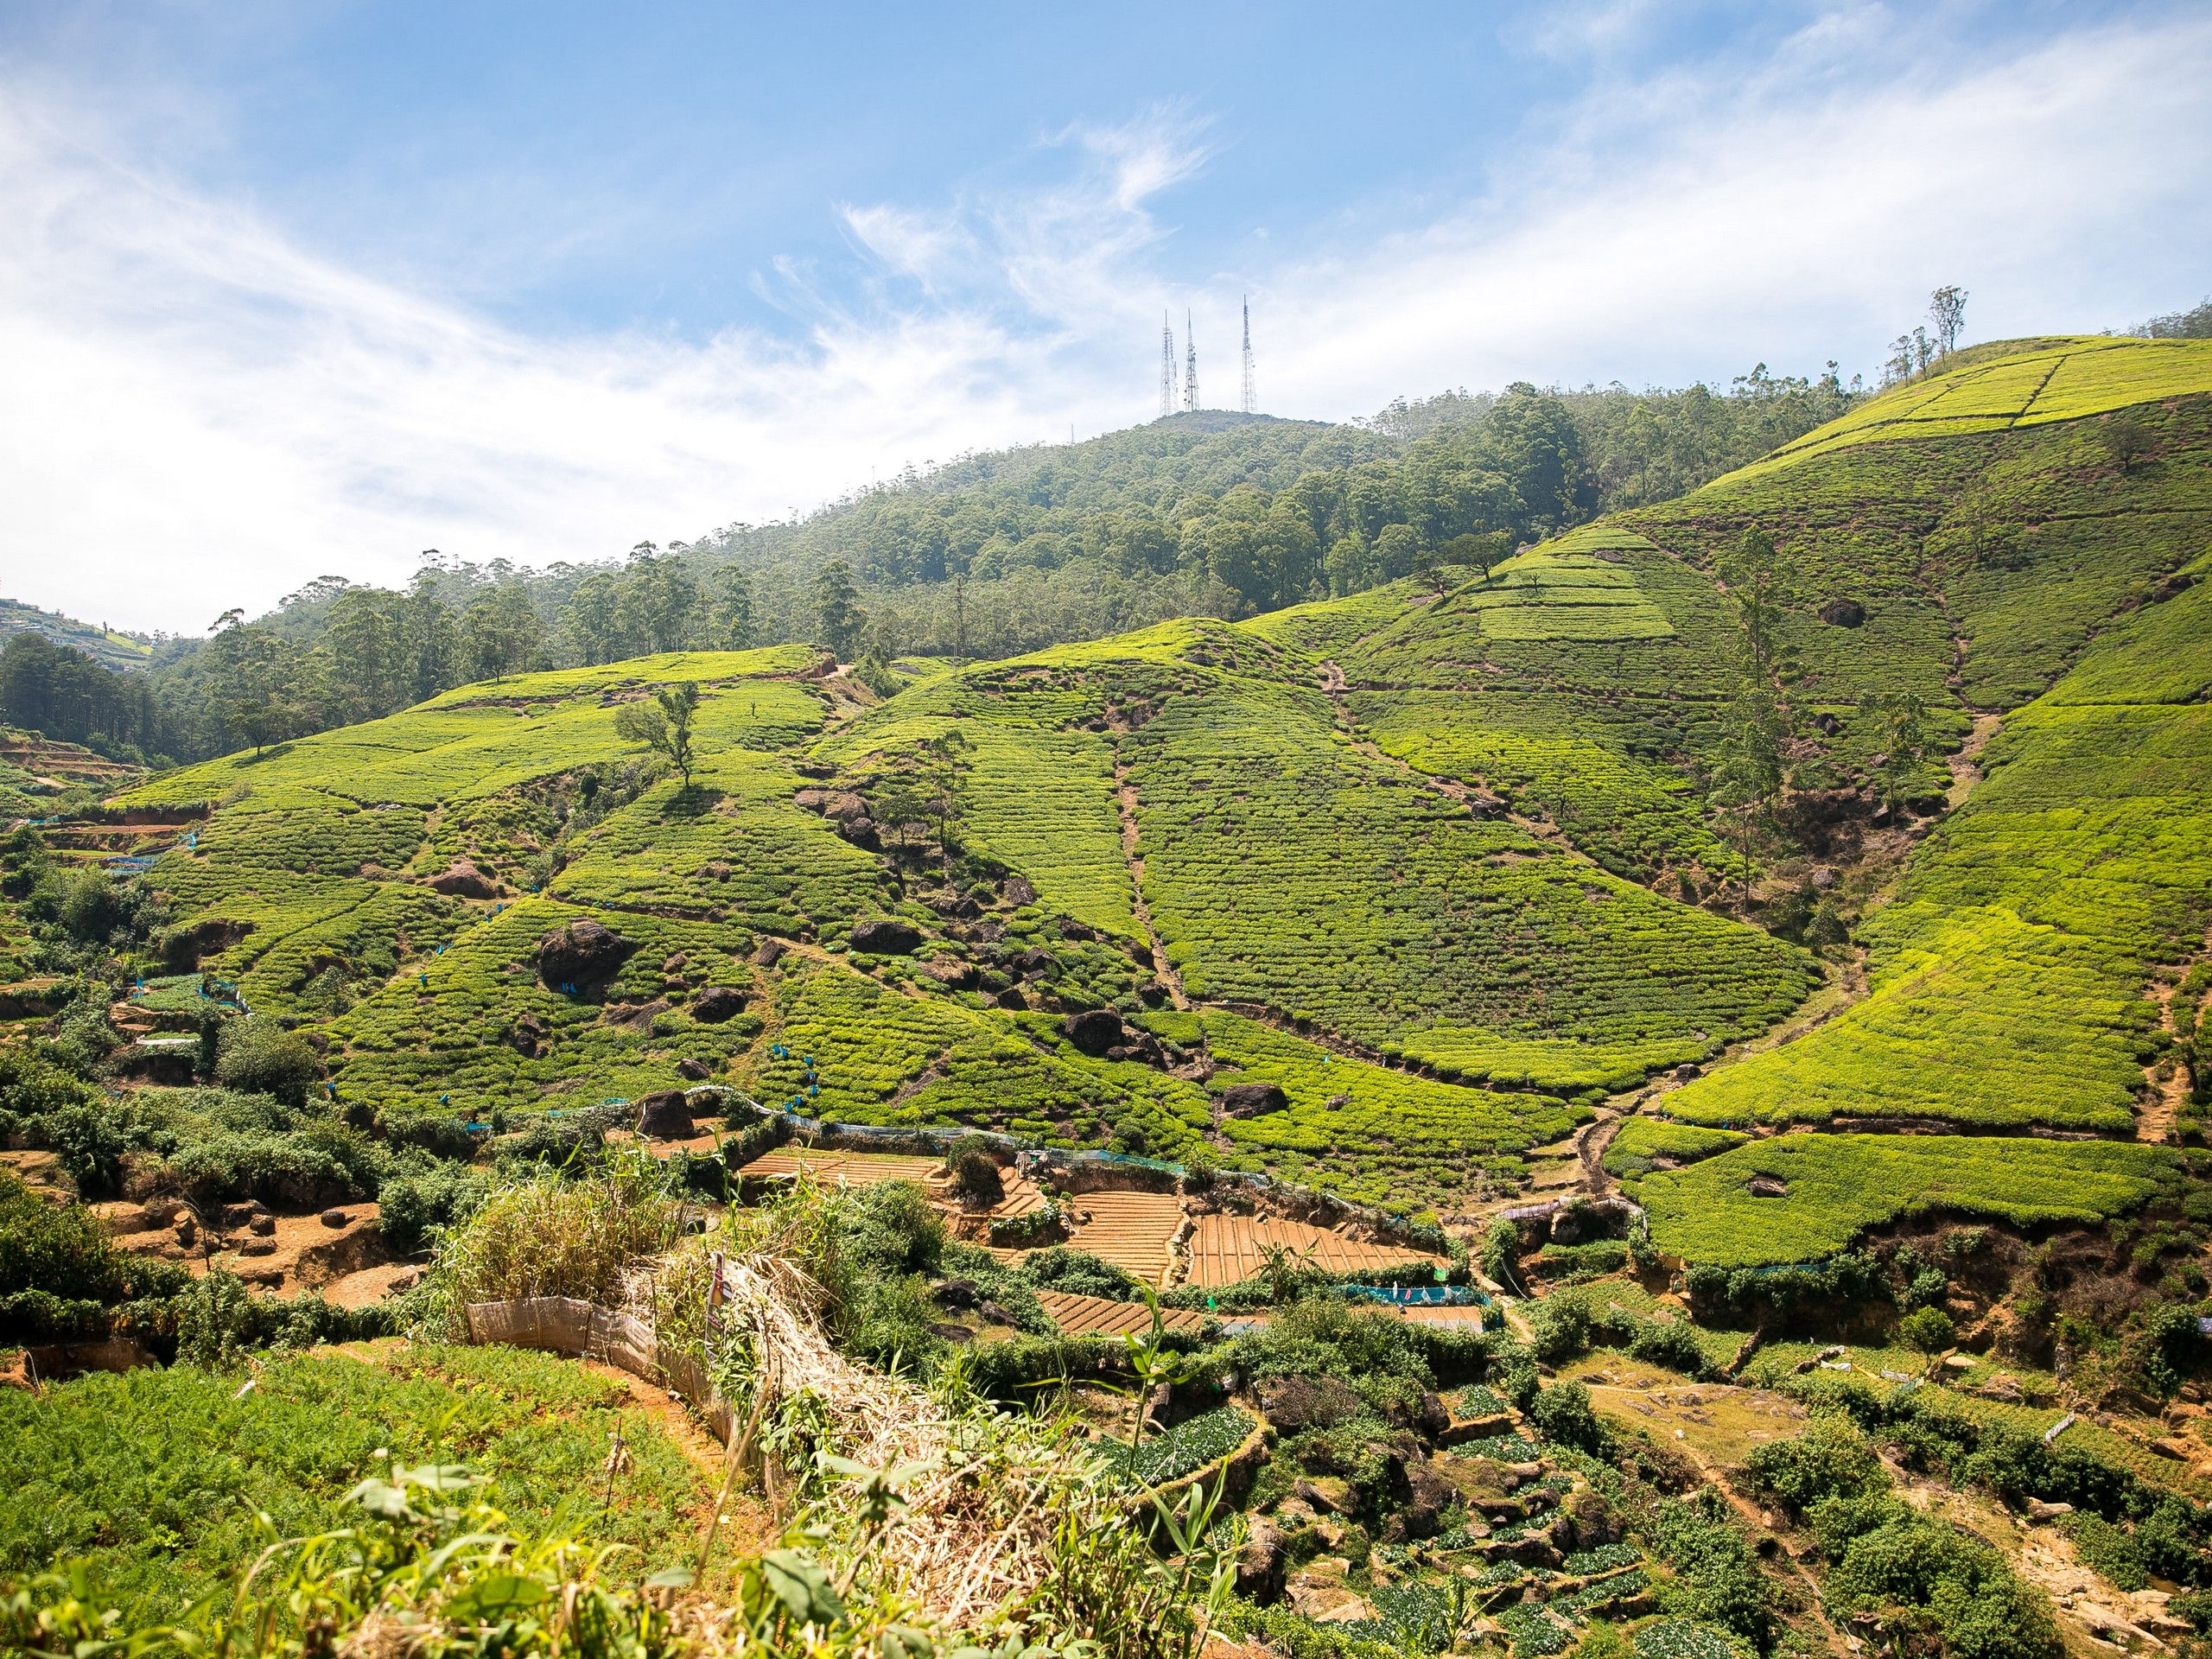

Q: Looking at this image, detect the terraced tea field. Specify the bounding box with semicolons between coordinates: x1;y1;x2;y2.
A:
1097;622;1815;1090
1666;572;2212;1135
1635;1133;2180;1268
52;335;2212;1240
1727;336;2212;478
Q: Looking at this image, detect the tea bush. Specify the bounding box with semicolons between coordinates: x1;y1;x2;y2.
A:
1639;1134;2177;1267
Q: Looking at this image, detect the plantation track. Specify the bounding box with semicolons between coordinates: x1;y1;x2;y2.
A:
1110;758;1189;1010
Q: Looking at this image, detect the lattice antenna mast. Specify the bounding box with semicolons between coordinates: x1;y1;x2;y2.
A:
1159;312;1175;420
1183;308;1199;411
1241;296;1256;414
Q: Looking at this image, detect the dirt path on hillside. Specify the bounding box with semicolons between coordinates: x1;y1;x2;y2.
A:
1111;759;1190;1011
2141;933;2209;1145
1576;1111;1625;1197
1944;711;2003;809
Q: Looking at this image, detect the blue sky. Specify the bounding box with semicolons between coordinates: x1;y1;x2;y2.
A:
3;1;2209;631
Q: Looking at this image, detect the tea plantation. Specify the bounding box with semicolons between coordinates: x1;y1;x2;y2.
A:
1633;1133;2183;1268
44;334;2212;1230
1664;568;2212;1135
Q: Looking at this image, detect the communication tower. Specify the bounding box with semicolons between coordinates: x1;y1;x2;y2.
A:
1183;308;1199;411
1159;313;1176;419
1241;296;1256;414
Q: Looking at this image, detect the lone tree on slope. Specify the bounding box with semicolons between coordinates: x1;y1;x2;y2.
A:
614;680;701;787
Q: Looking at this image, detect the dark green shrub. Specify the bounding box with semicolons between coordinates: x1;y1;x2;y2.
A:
162;1122;382;1210
1016;1246;1145;1301
378;1160;491;1255
1898;1305;1956;1357
944;1135;1004;1205
213;1018;324;1105
1820;1500;2062;1659
845;1180;945;1278
1528;1380;1607;1456
0;1171;133;1302
1745;1413;1887;1515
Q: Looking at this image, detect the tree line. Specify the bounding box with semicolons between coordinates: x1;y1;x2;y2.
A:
1;363;1866;768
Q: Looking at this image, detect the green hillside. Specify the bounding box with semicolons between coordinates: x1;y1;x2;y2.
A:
22;333;2212;1233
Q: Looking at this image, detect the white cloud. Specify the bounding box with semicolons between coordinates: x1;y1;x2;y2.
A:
2;14;2207;633
1255;10;2212;410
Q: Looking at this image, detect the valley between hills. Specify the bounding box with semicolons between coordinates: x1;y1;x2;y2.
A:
5;332;2212;1659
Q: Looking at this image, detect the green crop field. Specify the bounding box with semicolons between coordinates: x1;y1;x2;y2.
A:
1636;1133;2180;1267
0;1344;708;1625
1724;337;2212;479
1599;1117;1747;1180
1666;569;2212;1135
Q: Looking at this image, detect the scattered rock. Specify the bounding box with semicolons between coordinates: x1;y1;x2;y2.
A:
635;1090;695;1141
1294;1478;1346;1516
662;953;688;973
1325;1092;1350;1109
1236;1516;1287;1604
536;918;635;990
676;1058;711;1082
920;957;976;988
995;987;1027;1010
849;918;923;955
320;1209;349;1229
1220;1082;1289;1119
1673;1063;1701;1082
755;939;788;968
1820;599;1868;627
1062;1008;1126;1057
1812;712;1842;736
932;1278;979;1310
1809;865;1839;889
1747;1176;1789;1198
427;860;499;899
2025;1499;2075;1521
792;788;827;812
701;861;731;882
510;1012;548;1058
249;1213;276;1236
692;985;748;1022
1005;877;1036;905
1058;918;1096;941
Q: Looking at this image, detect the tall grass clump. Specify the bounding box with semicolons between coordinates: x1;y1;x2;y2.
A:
429;1149;689;1323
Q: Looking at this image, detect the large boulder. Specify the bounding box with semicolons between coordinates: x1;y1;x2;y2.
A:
427;860;499;899
1219;1082;1289;1119
691;985;748;1023
1236;1516;1287;1604
1819;598;1867;627
536;918;635;990
636;1090;694;1140
1061;1008;1126;1057
849;918;922;956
